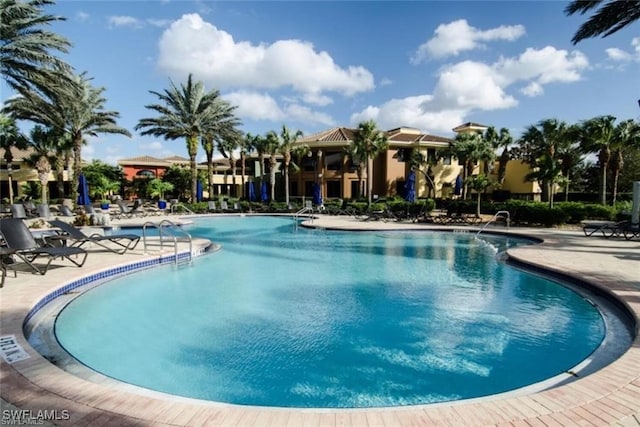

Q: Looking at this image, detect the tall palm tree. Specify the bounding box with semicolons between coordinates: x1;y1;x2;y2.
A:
291;144;310;199
276;125;303;206
6;71;131;205
556;125;584;202
200;100;241;198
136;74;228;202
610;119;640;204
344;142;366;199
565;0;640;44
483;126;513;186
264;131;281;201
0;114;28;203
250;133;271;201
445;132;494;200
24;125;63;203
215;127;244;199
1;0;73;95
518;118;571;204
351;120;388;205
579;115;617;205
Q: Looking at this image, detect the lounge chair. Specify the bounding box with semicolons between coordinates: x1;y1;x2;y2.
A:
0;218;88;275
59;205;75;217
622;222;640;240
10;204;29;219
116;200;146;218
207;201;219;213
581;220;626;238
45;219;141;255
37;203;53;219
221;201;241;213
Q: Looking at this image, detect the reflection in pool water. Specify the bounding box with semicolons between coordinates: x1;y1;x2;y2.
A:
55;216;605;408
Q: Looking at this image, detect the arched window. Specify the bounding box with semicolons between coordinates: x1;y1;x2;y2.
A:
136;170;155;178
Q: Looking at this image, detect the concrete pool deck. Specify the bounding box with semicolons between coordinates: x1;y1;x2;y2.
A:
1;214;639;426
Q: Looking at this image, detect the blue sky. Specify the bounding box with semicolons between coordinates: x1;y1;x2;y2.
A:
3;1;639;165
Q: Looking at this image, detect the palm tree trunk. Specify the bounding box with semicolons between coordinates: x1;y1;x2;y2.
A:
190;155;197;202
599;164;608;205
284;159;290;205
611;151;623;205
206;150;214;199
269;156;276;201
564;171;570;202
240;151;246;199
72;134;82;207
367;158;373;205
230;154;237;198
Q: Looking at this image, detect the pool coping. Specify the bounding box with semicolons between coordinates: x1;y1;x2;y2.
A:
1;215;640;426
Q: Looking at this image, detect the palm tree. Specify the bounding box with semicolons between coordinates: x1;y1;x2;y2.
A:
556;126;584;202
275;125;303;206
291;144;310;200
250;133;271;201
610;119;640;204
5;71;131;205
1;0;73;95
518;118;572;204
483;126;513;186
465;174;492;217
24;125;62;203
136;74;229;202
579;115;617;205
0;114;28;203
445;132;494;200
215;127;243;198
264;131;281;201
344;142;366;199
351;120;388;205
565;0;640;44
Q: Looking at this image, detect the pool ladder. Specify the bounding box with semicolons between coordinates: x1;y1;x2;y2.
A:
142;219;193;265
476;210;510;236
293;206;314;226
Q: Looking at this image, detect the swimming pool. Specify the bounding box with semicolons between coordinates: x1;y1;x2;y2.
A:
53;216;607;408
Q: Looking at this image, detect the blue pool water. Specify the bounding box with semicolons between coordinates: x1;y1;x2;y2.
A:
55;216;605;408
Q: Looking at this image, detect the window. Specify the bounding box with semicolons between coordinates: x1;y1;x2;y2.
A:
443;156;452;165
325;152;342;171
427;148;437;163
326;181;341;198
136;169;155;177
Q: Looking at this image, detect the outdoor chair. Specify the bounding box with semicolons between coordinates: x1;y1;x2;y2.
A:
581;220;626;238
23;200;37;217
622;222;640;240
37;204;53;219
45;219;141;255
116;200;146;219
207;201;219;213
59;205;75;217
0;218;88;275
221;201;241;213
10;204;29;219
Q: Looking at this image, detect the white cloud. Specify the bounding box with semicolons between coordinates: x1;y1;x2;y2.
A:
156;14;374;98
495;46;588;86
225;91;284;121
411;19;525;63
75;11;90;22
350;95;465;135
606;37;640;62
353;45;588;134
146;19;172;28
225;90;335;126
107;15;141;29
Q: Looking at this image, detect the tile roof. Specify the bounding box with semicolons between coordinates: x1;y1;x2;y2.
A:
452;122;489;132
118;155;169;165
0;147;37;162
297;126;452;146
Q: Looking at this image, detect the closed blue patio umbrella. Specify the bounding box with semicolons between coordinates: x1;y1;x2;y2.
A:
454;175;463;196
404;170;416;202
196;180;203;202
248;181;256;202
260;181;268;202
77;173;90;206
312;182;323;206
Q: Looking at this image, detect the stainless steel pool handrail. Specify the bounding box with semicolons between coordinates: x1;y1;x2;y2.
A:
476;210;510;236
142;219;193;264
